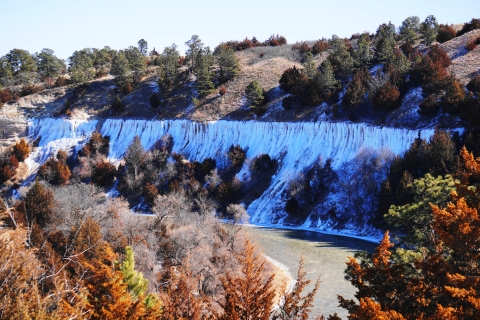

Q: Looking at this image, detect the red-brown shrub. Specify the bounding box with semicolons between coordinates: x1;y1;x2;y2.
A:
466;37;478;51
372;82;401;111
311;40;328;55
122;82;133;94
259;52;264;58
238;38;254;51
427;45;451;69
442;77;466;114
54;76;67;87
44;77;54;88
219;85;227;96
142;182;158;207
178;56;185;66
279;66;309;96
21;84;44;97
343;68;370;107
91;160;116;186
292;42;311;54
437;24;457;43
13;94;20;101
418;94;440;116
0;88;12;103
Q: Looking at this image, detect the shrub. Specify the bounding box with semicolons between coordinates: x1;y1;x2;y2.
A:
436;24;457;43
418;94;440;116
13;139;30;162
0;88;12;103
442;77;465;114
142;182;158;207
122;82;133;94
311;40;329;55
54;76;67;87
427;45;451;69
21;84;44;97
371;82;401;111
343;68;370;107
112;95;124;112
467;74;480;93
219;85;227;96
292;42;311;54
149;93;161;108
400;40;414;56
91;160;116;186
259;52;264;58
282;95;296;110
457;18;480;37
227;145;246;167
466;37;478;51
279;66;309;96
250;154;275;173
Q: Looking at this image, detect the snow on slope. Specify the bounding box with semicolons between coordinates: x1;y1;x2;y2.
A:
26;118;435;227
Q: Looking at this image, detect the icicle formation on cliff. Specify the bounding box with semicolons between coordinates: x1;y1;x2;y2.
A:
27;118;434;226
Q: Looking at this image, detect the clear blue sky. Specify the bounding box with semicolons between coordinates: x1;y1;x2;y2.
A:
1;0;479;61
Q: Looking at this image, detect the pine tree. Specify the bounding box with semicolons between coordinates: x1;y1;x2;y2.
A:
302;52;316;79
68;48;95;84
316;60;338;91
219;238;276;320
216;46;240;83
120;246;148;299
35;48;65;80
195;49;215;97
245;80;265;111
111;51;131;88
185;35;204;73
374;22;397;64
399;16;420;43
420;15;439;46
353;34;372;67
137;39;148;56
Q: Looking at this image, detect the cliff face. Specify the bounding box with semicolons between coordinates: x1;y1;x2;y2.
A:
26;118;435;236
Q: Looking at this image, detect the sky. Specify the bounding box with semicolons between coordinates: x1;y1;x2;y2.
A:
1;0;479;61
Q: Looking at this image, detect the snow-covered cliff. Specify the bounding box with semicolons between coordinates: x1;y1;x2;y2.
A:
26;118;435;230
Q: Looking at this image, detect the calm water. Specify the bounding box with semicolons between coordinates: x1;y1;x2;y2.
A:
244;226;377;319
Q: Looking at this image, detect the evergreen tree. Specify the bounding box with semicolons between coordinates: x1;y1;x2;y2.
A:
185;35;204;73
216;46;240;83
125;135;145;180
157;44;179;101
35;48;65;80
111;51;132;88
5;48;37;74
195;50;215;97
399;16;420;43
245;80;265;110
353;34;372;67
0;56;13;85
420;15;439;46
316;59;338;91
374;22;397;64
92;46;114;73
302;52;316;79
124;46;146;83
68;48;95;84
137;39;148;56
120;246;149;299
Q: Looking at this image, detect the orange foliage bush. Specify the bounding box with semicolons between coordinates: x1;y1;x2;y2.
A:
372;82;401;110
123;82;133;94
54;76;67;87
218;85;227;96
0;88;12;103
21;84;44;97
311;40;329;55
13;138;30;161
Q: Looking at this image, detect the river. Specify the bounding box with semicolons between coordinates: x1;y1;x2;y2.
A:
244;226;378;319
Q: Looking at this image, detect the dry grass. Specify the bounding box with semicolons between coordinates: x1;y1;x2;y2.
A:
191;55;302;121
441;29;480;84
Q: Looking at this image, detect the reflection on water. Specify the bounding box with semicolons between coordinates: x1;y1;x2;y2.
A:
244;226;377;319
